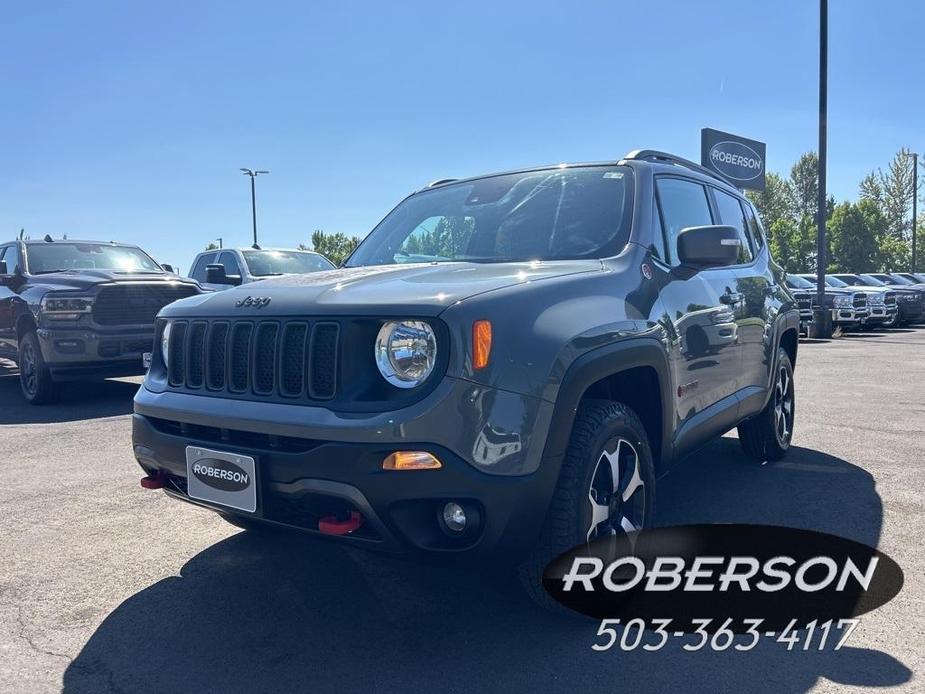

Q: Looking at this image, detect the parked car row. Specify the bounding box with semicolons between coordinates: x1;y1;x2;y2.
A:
0;237;337;403
785;272;925;333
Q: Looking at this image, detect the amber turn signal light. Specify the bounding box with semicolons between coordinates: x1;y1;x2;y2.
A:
382;451;442;470
473;320;492;370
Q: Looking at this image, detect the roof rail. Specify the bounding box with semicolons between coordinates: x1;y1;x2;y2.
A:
426;178;458;188
621;149;737;188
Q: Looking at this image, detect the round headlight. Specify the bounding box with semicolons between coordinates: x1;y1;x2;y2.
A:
375;320;437;388
160;321;172;368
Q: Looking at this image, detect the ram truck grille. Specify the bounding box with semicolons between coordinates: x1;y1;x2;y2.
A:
167;319;339;400
93;284;199;326
852;293;867;309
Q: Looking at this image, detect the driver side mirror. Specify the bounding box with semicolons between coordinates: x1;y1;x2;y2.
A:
161;263;175;274
205;263;242;286
677;225;740;269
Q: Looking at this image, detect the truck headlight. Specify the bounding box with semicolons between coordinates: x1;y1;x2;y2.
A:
375;320;437;388
160;321;172;369
40;295;94;320
833;295;852;308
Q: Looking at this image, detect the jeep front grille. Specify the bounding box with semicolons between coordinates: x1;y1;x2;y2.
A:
167;319;339;400
93;284;199;326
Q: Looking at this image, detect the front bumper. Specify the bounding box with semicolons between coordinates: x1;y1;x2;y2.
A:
831;307;868;325
132;412;557;559
36;325;152;378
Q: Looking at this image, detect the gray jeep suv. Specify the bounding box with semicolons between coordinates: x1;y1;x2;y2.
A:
131;151;800;600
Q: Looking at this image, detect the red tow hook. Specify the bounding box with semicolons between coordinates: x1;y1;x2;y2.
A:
140;472;168;490
318;511;364;536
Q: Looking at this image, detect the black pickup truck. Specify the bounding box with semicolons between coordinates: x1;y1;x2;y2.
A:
0;238;201;403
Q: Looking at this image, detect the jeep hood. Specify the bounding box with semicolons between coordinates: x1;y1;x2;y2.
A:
161;260;603;317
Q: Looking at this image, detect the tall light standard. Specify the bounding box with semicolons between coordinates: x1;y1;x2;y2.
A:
810;0;833;338
912;152;918;273
240;168;269;249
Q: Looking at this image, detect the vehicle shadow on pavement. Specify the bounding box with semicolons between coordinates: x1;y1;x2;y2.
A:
63;438;910;694
0;366;139;424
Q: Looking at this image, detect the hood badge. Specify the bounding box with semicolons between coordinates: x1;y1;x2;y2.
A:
235;296;272;309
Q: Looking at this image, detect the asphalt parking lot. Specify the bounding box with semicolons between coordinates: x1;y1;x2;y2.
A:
1;329;922;694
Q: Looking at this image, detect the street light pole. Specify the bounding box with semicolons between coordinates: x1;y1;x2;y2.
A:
912;153;918;273
810;0;832;338
240;168;269;249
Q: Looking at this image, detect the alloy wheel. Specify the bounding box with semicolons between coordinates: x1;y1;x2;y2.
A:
774;364;794;445
20;341;37;397
586;438;646;542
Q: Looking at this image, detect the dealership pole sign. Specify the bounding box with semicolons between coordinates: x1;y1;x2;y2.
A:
701;128;767;191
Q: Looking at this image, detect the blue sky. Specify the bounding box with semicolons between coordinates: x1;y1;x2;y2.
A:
2;0;923;272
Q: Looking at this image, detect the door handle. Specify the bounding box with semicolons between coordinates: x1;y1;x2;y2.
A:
720;292;743;305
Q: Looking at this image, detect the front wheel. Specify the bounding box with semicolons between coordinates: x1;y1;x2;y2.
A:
738;347;795;462
519;400;656;609
18;331;58;405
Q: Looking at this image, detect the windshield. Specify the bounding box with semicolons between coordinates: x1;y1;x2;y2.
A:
242;250;336;276
828;275;857;286
886;274;914;285
345;166;633;267
786;275;814;289
824;276;849;287
858;274;887;286
25;243;161;274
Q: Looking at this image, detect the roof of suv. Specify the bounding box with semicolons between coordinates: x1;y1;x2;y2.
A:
419;150;742;197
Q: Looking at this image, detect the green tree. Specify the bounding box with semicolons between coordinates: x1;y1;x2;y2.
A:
788;152;819;219
828;202;878;272
767;214;817;273
305;230;361;266
746;172;790;231
204;242;220;250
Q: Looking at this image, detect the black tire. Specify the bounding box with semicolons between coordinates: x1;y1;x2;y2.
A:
882;311;900;329
519;400;656;610
738;347;795;462
18;330;58;405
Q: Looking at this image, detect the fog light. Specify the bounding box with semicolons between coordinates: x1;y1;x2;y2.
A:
382;451;442;470
442;502;467;533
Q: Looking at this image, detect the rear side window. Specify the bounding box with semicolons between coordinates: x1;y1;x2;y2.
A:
655;178;713;265
713;189;754;264
743;202;765;249
190;252;217;281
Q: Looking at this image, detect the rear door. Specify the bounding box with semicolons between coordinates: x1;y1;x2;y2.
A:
710;188;766;396
654;177;742;428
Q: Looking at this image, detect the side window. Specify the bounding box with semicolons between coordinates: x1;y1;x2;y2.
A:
190;252;217;281
655;177;713;265
713;189;754;264
218;251;242;276
649;197;669;263
2;244;22;274
743;202;766;249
